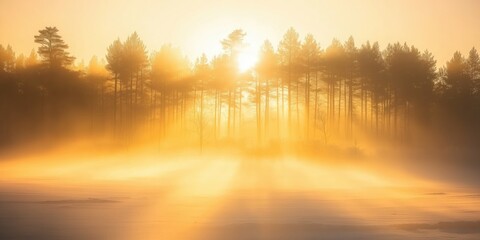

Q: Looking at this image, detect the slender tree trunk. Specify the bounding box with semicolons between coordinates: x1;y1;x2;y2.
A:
152;90;156;137
348;77;353;138
371;92;374;131
239;86;242;139
327;79;330;128
304;72;310;140
118;81;124;139
233;87;237;138
338;79;341;130
282;81;285;139
313;72;319;139
101;82;105;129
288;72;292;139
360;81;364;126
394;91;397;138
276;78;280;139
404;101;408;140
113;74;118;137
296;78;300;138
218;91;222;139
227;89;231;137
200;81;204;152
344;76;347;136
214;90;218;141
129;74;133;134
256;76;262;143
332;78;335;128
192;86;197;125
265;77;269;140
375;96;379;135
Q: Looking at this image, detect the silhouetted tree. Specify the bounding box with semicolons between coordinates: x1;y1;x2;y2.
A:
87;56;109;130
221;29;245;137
257;40;278;140
324;39;348;130
466;47;480;95
15;53;25;70
343;36;357;137
2;26;480;149
440;51;475;124
106;39;124;135
25;49;39;67
278;27;301;137
300;34;320;139
221;29;246;66
34;27;74;68
193;54;210;149
150;44;189;138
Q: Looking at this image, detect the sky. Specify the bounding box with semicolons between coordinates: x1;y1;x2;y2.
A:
1;0;479;66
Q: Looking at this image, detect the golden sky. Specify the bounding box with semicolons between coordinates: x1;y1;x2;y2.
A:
1;0;479;66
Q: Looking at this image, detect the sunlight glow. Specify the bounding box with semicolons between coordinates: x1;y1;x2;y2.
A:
237;49;258;72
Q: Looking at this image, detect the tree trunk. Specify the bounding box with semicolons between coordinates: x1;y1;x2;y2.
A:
227;89;232;137
113;74;118;137
313;72;319;139
304;72;310;140
277;78;280;139
264;77;269;139
200;82;204;152
256;76;262;143
214;90;218;141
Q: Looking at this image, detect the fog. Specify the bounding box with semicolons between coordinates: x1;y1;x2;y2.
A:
1;7;480;239
1;140;480;239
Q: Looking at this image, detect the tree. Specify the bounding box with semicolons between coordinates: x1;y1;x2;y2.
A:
466;47;480;95
444;52;471;96
324;39;348;129
383;43;436;137
358;41;384;133
415;50;436;122
34;27;74;68
343;36;357;136
278;27;301;137
0;45;15;72
87;56;109;129
25;49;39;67
15;54;25;70
150;44;189;138
465;47;480;130
122;32;148;134
441;51;474;123
106;39;124;134
300;34;320;139
221;29;246;67
257;40;278;140
0;45;5;72
221;29;245;137
193;54;210;149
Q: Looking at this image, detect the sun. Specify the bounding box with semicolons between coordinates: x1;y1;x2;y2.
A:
237;48;258;72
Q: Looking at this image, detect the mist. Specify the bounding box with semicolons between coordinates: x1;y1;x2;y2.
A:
1;6;480;240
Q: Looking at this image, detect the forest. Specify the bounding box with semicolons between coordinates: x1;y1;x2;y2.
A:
1;26;479;151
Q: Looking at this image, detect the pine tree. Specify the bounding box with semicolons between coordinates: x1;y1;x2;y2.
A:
34;27;74;68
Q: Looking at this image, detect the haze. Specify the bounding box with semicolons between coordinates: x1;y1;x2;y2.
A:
1;0;479;64
1;1;480;240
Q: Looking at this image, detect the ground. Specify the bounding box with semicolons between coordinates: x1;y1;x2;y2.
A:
1;145;479;239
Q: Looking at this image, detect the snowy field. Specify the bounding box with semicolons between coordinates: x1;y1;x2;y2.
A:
1;149;479;240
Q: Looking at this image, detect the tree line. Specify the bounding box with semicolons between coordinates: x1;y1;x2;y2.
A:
1;26;479;149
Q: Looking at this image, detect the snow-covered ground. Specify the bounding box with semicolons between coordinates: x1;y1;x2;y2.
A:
1;149;479;239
